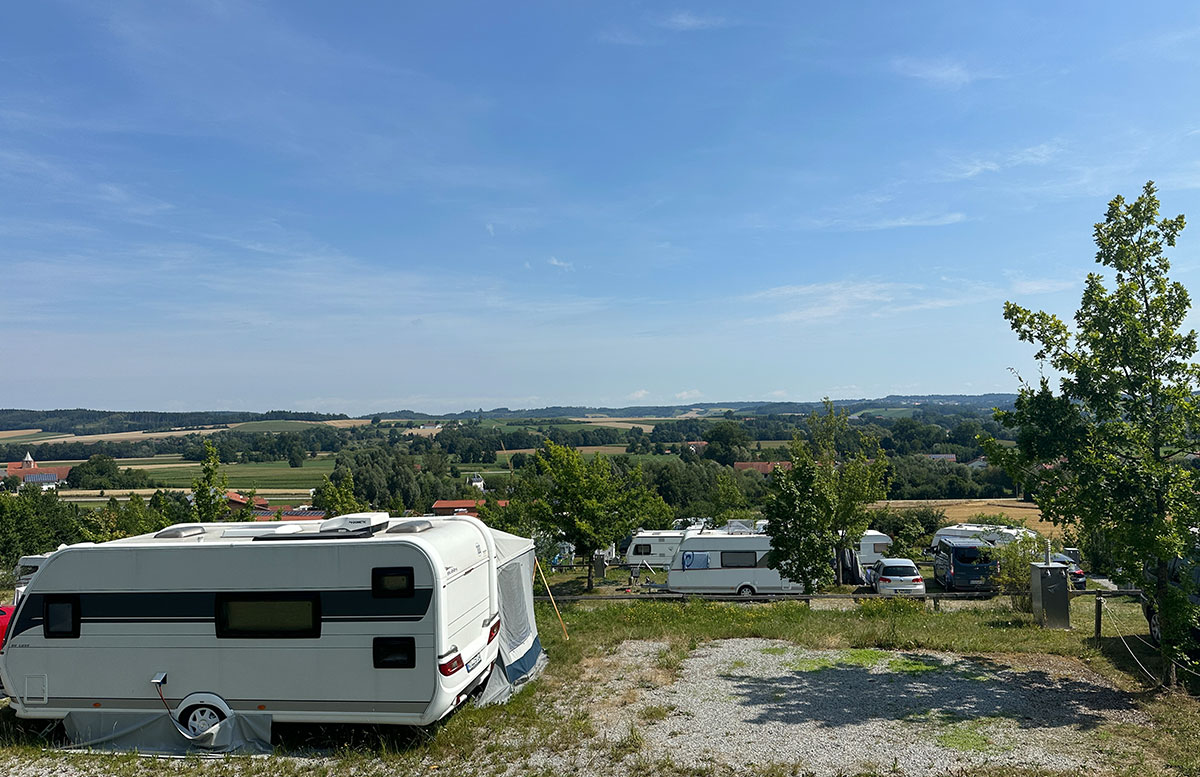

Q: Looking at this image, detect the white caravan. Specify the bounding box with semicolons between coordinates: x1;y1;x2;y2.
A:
666;530;802;596
856;530;894;568
928;523;1037;551
624;530;687;569
0;513;541;735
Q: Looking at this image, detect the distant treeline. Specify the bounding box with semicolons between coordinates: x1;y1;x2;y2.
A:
0;409;348;435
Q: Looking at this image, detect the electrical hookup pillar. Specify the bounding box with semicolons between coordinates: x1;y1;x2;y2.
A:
1031;562;1071;629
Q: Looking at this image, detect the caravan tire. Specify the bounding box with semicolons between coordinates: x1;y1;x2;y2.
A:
737;585;755;597
181;704;226;735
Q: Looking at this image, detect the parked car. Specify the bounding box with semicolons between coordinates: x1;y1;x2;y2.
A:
0;605;12;649
1050;552;1087;590
932;537;998;592
869;558;925;595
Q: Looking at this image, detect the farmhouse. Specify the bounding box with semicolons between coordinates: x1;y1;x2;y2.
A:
225;489;269;511
733;461;793;475
923;453;958;463
4;452;72;487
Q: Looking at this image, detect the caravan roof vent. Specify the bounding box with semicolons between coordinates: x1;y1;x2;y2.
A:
387;519;433;534
155;525;206;539
319;512;390;534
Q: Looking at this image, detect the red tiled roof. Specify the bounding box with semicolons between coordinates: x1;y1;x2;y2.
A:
733;461;793;474
432;499;509;509
226;490;269;508
5;462;72;480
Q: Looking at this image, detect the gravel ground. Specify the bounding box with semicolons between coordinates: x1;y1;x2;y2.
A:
582;639;1153;776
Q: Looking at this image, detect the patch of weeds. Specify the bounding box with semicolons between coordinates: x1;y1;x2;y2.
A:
760;645;790;656
841;648;888;668
935;719;1009;754
639;704;675;723
859;597;924;618
789;656;835;672
729;659;748;670
749;761;815;776
610;724;646;760
888;655;945;675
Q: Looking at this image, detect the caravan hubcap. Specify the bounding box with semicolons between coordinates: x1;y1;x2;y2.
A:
186;706;222;734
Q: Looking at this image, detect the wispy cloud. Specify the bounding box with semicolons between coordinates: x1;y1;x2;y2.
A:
597;26;651;46
675;389;702;400
627;389;650;400
940;142;1063;181
548;256;573;270
891;57;995;89
1006;274;1079;295
658;12;729;31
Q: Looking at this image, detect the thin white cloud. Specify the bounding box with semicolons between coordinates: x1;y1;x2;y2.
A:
767;389;787;399
627;389;650;400
597;27;650;46
860;212;966;230
675;389;702;400
941;142;1063;181
548;256;573;270
658;12;729;31
891;57;994;89
1006;275;1079;295
486;222;494;236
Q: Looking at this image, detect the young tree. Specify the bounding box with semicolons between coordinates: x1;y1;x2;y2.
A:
504;441;671;590
765;400;889;588
191;439;229;522
986;181;1199;685
312;473;367;518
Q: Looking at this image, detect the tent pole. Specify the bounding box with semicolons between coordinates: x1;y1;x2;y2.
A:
535;557;569;641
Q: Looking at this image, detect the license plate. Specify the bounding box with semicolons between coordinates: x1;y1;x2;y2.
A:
970;579;981;585
466;652;482;672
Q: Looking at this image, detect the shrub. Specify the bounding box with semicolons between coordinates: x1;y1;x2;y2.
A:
859;596;924;618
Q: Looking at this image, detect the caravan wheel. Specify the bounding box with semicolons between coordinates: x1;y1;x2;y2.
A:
737;585;755;597
181;704;226;735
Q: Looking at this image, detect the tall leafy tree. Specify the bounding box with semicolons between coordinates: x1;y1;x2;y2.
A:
986;181;1199;685
765;400;889;588
503;441;671;590
191;439;229;522
312;473;367;518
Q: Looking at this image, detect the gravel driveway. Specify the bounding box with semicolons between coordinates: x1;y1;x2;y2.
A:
584;639;1152;776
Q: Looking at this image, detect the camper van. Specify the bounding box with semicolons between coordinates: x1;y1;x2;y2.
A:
667;530;802;596
928;523;1036;551
855;530;893;568
0;513;541;734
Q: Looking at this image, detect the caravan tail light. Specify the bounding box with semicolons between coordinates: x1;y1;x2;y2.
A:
488;618;501;644
439;654;464;676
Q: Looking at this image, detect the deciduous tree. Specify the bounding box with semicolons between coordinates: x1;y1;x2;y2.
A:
986;181;1199;685
191;439;229;522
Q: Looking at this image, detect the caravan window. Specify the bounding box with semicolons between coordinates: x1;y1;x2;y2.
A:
721;551;758;568
216;594;321;639
43;595;80;639
373;637;417;668
632;544;652;556
372;567;415;598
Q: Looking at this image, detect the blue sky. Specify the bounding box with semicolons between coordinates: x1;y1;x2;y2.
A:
4;2;1200;414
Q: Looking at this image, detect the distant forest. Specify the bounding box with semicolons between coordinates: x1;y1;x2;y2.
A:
0;409;348;435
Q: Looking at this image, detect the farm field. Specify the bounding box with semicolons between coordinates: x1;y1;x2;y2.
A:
875;498;1057;537
146;457;336;489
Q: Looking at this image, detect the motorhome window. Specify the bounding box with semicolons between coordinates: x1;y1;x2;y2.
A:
721;551;758;568
372;567;415;598
43;596;80;639
373;637;416;668
873;543;890;554
216;594;320;639
632;544;652;556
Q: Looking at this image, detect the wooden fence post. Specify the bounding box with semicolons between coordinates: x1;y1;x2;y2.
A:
1094;594;1103;642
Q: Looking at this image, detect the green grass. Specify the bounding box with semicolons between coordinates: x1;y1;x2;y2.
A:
0;431;70;443
148;458;335;489
936;719;995;752
231;420;325;432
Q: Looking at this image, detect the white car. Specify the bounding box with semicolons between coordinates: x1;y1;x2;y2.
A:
870;558;926;595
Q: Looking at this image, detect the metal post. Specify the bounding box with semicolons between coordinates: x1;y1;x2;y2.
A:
1094;594;1102;642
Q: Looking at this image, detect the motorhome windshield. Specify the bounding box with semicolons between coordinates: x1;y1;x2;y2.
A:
953;547;993;565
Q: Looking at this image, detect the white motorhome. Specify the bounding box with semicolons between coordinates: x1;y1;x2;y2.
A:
667;530;802;596
624;529;687;568
928;523;1037;551
13;554;48;605
0;513;541;736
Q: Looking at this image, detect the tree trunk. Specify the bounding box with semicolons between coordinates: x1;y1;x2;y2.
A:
1155;559;1175;687
835;547;844;586
586;554;595;592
